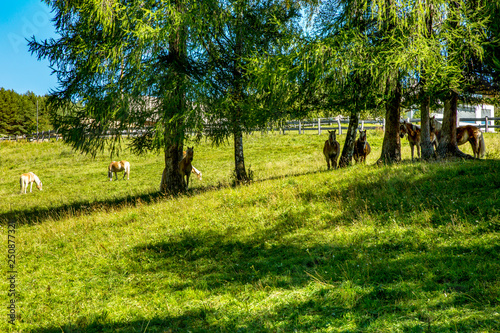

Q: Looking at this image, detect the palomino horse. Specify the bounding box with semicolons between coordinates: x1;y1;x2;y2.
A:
400;120;421;161
179;147;194;189
323;130;340;170
20;172;42;194
108;160;130;181
430;116;485;158
353;129;371;163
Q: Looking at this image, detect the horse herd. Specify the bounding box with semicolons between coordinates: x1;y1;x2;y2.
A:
19;149;203;194
323;116;486;169
18;118;486;194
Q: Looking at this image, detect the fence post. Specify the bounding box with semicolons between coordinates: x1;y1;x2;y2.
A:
361;120;364;131
337;119;342;135
299;120;302;134
318;118;321;135
485;116;489;133
383;118;386;132
457;117;460;127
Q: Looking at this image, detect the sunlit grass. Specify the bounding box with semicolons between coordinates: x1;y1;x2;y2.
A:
1;130;499;332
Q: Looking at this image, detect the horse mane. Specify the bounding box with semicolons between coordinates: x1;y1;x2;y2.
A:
31;173;41;185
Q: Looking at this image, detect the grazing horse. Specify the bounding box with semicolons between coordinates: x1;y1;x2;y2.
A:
108;160;130;181
323;130;340;170
400;120;421;161
20;172;42;194
456;125;486;159
191;166;202;181
353;129;371;163
430;116;485;158
179;147;194;189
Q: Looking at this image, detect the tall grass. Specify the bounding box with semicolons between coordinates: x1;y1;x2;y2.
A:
1;130;499;332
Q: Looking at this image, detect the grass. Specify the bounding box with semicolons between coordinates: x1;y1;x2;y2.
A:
1;130;500;332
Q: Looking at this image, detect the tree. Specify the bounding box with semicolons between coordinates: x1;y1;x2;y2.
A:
29;0;205;194
434;0;487;158
200;0;305;183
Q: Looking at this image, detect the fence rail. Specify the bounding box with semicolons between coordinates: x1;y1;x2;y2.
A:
0;116;497;142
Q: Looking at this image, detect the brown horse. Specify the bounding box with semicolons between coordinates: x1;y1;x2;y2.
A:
179;147;194;189
400;120;421;161
183;150;202;181
323;130;340;170
108;161;130;181
430;116;485;158
456;125;486;158
353;129;371;163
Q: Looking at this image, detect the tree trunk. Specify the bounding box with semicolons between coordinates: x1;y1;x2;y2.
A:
437;92;472;159
378;79;401;164
159;0;187;194
231;5;249;184
420;95;434;159
160;139;184;194
233;127;248;182
420;3;435;160
339;111;360;167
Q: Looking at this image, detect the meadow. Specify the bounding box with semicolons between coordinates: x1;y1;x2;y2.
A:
1;129;499;332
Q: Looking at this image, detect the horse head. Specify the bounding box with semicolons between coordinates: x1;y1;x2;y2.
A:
185;147;194;163
328;130;336;144
359;129;367;142
399;121;408;138
359;129;367;149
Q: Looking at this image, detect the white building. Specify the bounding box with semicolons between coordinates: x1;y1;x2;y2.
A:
405;103;495;132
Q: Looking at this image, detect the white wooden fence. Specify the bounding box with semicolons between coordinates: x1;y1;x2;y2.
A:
0;116;498;142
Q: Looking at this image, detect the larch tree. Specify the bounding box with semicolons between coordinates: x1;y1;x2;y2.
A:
199;0;306;183
29;0;206;194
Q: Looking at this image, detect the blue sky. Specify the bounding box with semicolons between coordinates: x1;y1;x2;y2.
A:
0;1;58;96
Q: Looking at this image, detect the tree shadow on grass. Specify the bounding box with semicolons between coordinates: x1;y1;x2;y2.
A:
9;160;500;332
31;232;500;332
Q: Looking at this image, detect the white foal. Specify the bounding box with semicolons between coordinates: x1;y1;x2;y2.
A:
191;166;202;181
108;160;130;181
20;172;43;194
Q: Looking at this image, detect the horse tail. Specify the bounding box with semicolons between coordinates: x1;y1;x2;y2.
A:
479;131;486;158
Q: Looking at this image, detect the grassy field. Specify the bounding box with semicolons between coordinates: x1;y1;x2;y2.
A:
1;130;500;332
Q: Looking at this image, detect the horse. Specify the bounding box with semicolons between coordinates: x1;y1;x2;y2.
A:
456;125;486;159
108;160;130;181
430;116;485;158
323;130;340;170
191;165;202;181
179;147;194;189
183;151;202;181
353;129;371;163
20;172;42;194
400;120;421;161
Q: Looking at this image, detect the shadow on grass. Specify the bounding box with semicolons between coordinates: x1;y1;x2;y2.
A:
31;231;500;332
10;160;500;332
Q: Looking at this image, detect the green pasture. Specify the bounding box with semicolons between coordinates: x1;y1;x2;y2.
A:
1;130;500;332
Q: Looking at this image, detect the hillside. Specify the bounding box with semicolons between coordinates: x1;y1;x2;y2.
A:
1;131;500;332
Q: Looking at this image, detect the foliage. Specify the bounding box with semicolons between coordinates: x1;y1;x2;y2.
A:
0;88;52;136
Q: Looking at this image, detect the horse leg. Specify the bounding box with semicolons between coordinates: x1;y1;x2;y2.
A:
30;182;33;193
325;157;330;170
416;143;421;160
470;139;478;158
